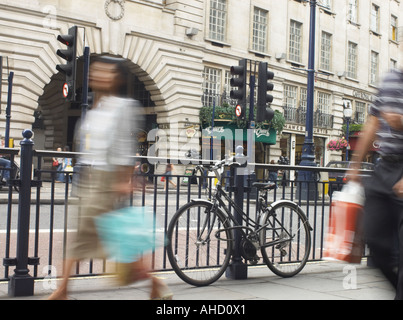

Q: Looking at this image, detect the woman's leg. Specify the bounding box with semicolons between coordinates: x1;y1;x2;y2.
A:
47;259;76;300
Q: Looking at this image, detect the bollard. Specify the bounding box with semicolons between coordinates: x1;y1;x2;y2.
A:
8;130;35;297
226;146;248;280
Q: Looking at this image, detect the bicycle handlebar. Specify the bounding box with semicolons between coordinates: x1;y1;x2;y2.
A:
195;157;247;174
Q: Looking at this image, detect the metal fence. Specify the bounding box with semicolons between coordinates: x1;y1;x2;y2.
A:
0;130;367;296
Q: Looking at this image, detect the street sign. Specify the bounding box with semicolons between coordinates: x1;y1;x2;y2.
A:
62;83;69;98
235;104;242;118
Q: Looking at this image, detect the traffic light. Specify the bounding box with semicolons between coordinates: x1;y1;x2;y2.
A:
56;26;78;101
230;59;247;119
256;62;275;123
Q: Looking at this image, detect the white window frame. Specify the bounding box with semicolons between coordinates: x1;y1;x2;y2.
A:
348;0;358;24
252;7;268;53
289;20;303;63
208;0;227;42
370;51;379;85
202;67;222;106
320;31;332;71
317;91;331;115
347;41;358;79
355;101;366;124
320;0;332;11
370;3;380;34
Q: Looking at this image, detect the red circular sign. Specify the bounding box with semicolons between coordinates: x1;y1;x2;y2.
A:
235;105;242;117
62;83;69;98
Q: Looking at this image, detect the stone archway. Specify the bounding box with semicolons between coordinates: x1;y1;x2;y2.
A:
38;54;161;153
0;4;204;160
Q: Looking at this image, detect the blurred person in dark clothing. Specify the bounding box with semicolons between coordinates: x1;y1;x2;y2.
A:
350;69;403;300
48;56;171;300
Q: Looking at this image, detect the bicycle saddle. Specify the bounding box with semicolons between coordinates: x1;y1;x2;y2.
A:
252;182;276;190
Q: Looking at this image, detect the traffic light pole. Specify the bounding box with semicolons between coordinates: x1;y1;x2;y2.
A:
297;0;318;200
5;71;13;148
81;46;90;119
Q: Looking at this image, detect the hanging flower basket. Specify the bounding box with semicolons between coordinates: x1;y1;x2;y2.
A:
327;137;349;151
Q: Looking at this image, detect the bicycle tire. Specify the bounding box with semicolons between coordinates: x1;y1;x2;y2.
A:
167;200;233;286
260;201;311;278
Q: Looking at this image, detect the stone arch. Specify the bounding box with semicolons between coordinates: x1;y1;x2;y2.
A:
0;6;204;157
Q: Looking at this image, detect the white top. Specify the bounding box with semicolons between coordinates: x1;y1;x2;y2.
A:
78;96;142;171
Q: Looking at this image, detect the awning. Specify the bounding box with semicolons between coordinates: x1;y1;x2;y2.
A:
348;132;379;152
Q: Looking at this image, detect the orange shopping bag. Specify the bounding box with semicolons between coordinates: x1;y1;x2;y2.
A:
323;181;365;263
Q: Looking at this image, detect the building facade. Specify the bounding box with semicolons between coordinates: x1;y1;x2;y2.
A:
0;0;402;172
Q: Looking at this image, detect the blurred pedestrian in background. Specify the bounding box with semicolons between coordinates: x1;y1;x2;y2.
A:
62;145;73;183
162;163;176;191
53;147;64;182
268;160;278;187
0;136;11;182
350;69;403;300
48;56;171;300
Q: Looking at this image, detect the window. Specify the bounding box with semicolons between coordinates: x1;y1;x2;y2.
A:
202;67;222;106
355;101;366;124
317;92;331;114
348;0;358;24
320;32;332;71
209;0;227;42
370;4;380;34
391;15;398;42
252;7;268;53
317;91;332;127
283;85;333;127
370;51;379;85
284;84;298;122
347;42;358;79
298;88;307;124
289;20;302;63
320;0;332;11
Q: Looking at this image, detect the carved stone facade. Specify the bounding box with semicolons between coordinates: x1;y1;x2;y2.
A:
0;0;402;166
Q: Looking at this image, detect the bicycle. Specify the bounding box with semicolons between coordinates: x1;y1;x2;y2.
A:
0;159;20;192
166;158;312;287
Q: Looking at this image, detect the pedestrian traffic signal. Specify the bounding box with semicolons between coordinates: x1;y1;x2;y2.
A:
230;59;247;119
56;26;78;101
256;62;274;123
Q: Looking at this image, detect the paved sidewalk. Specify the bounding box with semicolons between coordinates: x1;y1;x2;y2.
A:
0;260;395;301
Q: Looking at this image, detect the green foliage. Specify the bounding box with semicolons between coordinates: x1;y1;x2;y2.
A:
341;123;363;134
199;104;285;133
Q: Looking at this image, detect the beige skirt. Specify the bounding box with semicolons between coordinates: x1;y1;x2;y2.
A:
68;167;123;260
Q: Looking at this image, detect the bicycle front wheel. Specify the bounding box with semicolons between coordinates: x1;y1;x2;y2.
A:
260;201;311;278
167;201;232;286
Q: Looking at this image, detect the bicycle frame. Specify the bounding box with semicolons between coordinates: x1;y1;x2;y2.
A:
196;166;310;252
196;165;268;247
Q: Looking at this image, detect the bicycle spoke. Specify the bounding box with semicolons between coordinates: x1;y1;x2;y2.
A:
260;202;311;277
167;201;232;286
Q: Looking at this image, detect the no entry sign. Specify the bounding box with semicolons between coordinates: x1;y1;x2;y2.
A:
62;83;69;98
235;104;242;118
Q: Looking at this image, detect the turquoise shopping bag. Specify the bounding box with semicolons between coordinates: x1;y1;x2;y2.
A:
95;206;160;263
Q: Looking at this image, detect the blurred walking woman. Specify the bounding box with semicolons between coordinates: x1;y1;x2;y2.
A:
48;56;170;300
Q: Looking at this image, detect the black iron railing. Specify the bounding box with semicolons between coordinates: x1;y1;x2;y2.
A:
0;130;369;296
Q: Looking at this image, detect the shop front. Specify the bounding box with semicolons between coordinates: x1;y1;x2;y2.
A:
280;133;327;167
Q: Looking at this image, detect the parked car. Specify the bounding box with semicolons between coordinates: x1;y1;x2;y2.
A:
325;161;374;195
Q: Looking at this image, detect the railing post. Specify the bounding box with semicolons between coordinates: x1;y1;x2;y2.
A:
226;146;248;280
8;129;35;297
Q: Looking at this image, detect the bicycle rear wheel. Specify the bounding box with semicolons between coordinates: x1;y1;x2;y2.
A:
260;201;311;278
167;201;232;286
